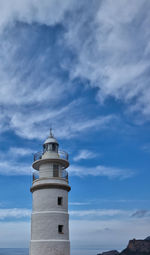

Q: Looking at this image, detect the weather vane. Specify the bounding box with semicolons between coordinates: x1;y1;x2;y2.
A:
50;127;53;137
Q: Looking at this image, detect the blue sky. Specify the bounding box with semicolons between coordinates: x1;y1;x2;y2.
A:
0;0;150;254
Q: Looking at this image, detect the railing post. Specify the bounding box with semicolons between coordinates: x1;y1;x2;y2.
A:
33;173;35;182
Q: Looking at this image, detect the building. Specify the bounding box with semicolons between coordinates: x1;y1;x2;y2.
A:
30;130;71;255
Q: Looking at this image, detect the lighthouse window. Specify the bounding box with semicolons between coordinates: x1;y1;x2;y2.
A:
43;143;52;152
58;225;64;234
52;143;58;152
43;143;58;152
58;197;63;206
47;143;52;151
52;143;55;151
53;164;59;177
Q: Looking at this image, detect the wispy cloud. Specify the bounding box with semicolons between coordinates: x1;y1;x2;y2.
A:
0;24;115;141
1;207;149;221
8;147;34;157
69;164;133;179
70;209;130;218
0;0;75;30
70;208;150;220
0;146;33;175
0;94;114;139
69;202;90;206
64;0;150;120
73;150;98;162
0;160;31;175
0;208;31;220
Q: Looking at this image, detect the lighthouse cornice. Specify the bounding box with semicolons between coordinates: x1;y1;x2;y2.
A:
30;182;71;193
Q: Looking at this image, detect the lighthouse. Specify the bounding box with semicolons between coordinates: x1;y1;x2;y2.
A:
30;130;71;255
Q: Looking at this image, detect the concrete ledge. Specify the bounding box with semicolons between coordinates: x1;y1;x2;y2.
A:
32;211;68;215
30;183;71;193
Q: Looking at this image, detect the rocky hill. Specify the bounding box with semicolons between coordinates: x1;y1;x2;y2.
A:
121;238;150;255
97;237;150;255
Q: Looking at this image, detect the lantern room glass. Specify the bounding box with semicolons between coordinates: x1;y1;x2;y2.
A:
43;143;58;153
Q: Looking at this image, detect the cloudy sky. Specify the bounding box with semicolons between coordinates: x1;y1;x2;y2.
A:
0;0;150;254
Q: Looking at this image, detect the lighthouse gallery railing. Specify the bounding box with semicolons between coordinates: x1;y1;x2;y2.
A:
33;150;69;162
33;169;68;182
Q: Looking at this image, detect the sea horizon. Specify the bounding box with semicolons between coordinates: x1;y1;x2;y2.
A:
0;248;29;255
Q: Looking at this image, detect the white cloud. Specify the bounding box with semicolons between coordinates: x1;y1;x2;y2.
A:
9;147;34;157
64;0;150;119
0;97;114;140
2;207;149;221
69;164;133;179
0;0;75;30
55;114;114;140
73;150;98;162
0;208;31;220
0;146;33;175
0;160;31;175
0;25;115;140
69;202;90;206
70;208;150;220
70;209;130;218
0;24;74;139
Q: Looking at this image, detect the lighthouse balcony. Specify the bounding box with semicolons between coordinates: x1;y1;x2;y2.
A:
33;150;69;161
32;169;68;182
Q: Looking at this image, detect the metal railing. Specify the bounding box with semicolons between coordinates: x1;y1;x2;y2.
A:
32;171;39;181
32;169;68;182
33;150;69;162
59;150;69;161
33;152;42;161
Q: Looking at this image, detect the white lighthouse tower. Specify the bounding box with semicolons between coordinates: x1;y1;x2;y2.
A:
30;130;71;255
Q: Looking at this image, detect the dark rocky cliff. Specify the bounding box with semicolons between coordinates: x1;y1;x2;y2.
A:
121;238;150;255
97;237;150;255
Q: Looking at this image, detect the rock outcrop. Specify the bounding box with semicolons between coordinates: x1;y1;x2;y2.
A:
97;237;150;255
121;238;150;255
145;237;150;241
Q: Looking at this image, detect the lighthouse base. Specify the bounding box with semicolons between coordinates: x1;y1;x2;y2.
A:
30;240;70;255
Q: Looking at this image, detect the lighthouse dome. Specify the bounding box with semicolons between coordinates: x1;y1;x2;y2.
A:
43;128;59;145
44;136;58;145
